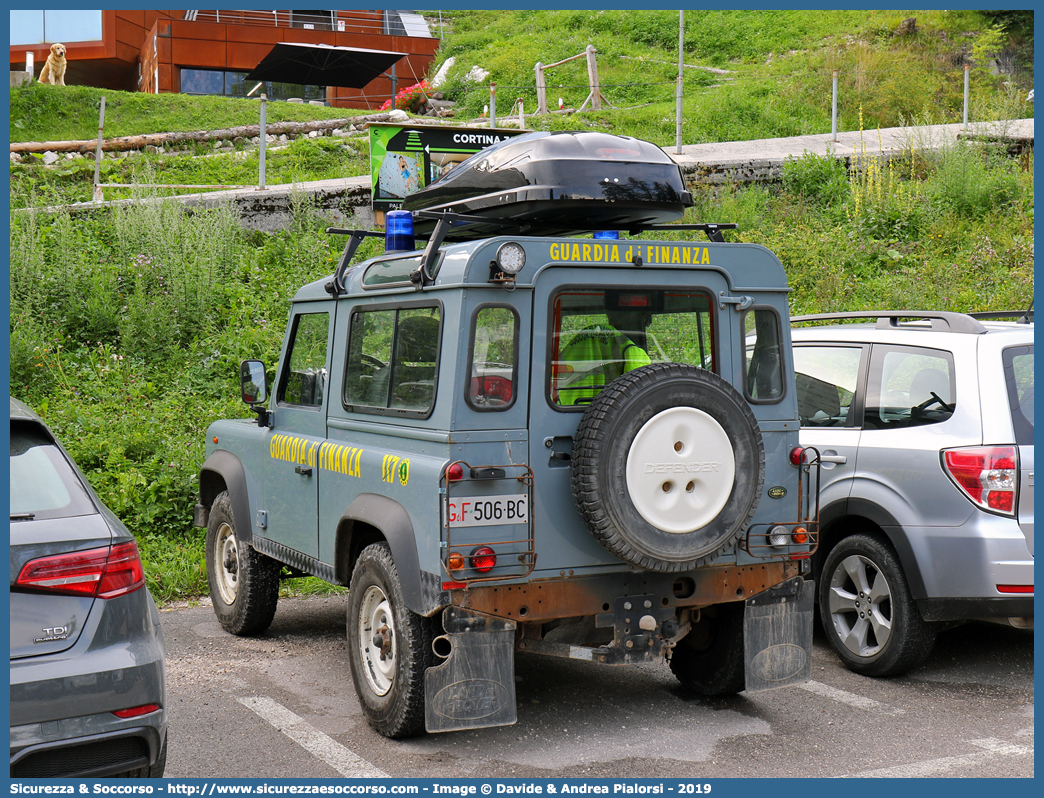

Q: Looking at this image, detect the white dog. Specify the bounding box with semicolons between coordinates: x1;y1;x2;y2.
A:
38;43;67;86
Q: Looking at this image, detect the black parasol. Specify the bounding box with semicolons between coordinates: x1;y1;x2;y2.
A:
246;42;405;88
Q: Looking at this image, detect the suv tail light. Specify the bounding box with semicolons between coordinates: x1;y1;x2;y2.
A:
943;446;1018;516
15;541;146;599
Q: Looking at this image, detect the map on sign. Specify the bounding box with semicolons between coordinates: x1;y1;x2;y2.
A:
368;123;525;213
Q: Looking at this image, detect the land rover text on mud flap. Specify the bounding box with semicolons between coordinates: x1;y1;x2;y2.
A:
195;131;821;738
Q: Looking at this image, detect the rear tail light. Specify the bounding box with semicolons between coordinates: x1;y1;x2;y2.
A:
470;546;497;573
997;584;1033;594
112;704;160;719
15;541;146;599
789;447;805;466
445;462;465;482
943;446;1018;516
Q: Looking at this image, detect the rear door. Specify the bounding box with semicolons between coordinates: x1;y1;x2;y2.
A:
792;343;866;511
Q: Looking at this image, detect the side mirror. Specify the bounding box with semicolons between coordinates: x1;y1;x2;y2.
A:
240;360;271;427
240;360;268;404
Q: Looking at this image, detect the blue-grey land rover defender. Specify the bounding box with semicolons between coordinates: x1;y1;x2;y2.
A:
195;132;820;738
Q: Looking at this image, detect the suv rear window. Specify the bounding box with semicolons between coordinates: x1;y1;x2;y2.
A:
550;289;714;407
1003;345;1033;445
10;424;95;520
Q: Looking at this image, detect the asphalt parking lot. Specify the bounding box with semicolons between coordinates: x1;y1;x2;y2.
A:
161;596;1033;779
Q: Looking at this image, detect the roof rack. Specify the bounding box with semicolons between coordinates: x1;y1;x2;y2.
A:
322;216;740;294
967;308;1034;324
790;310;989;334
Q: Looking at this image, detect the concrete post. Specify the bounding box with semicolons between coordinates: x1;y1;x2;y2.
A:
963;64;970;130
676;11;684;154
259;94;267;190
93;97;105;203
831;70;839;142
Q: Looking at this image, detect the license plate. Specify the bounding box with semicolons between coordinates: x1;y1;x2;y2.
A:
447;494;529;527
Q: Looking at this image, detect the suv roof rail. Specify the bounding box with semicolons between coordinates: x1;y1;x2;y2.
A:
967;309;1034;324
790;310;988;334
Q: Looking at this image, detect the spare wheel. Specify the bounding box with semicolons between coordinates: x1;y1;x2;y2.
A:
571;363;764;572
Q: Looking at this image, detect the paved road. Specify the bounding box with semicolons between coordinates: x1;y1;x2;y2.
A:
161;596;1033;780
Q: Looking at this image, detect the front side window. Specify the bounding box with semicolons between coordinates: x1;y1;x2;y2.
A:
864;345;955;429
345;306;441;415
278;312;330;407
793;345;862;427
743;308;785;402
550;289;714;407
1003;345;1033;445
10;424;95;520
467;306;518;411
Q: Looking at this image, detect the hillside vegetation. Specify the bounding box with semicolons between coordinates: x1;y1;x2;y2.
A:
8;10;1033;602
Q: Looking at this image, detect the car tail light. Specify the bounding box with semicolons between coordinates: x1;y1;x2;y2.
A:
112;704;160;719
15;541;146;599
447;551;466;572
789;447;805;466
446;462;465;482
943;446;1018;516
996;584;1033;594
470;376;513;404
470;546;497;573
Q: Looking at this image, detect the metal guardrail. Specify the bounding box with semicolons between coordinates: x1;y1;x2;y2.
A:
183;10;402;36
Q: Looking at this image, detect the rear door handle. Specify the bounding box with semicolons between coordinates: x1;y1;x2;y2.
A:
295;465;313;477
819;454;847;464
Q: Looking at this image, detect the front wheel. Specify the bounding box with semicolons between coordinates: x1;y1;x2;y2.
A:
346;543;434;738
818;534;935;676
669;602;746;695
205;491;280;636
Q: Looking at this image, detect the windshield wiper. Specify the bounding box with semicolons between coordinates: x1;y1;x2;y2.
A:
10;512;36;521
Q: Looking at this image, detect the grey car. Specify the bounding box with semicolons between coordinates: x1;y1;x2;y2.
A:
791;310;1033;677
9;398;167;778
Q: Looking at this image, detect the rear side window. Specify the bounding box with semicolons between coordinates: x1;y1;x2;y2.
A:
1003;345;1033;445
10;424;95;519
345;305;441;416
864;345;955;429
467;306;518;411
743;308;785;403
793;345;862;427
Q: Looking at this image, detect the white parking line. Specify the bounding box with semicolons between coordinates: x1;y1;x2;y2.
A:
799;680;904;714
238;696;388;778
840;738;1033;778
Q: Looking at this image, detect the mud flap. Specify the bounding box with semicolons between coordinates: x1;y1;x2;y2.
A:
743;576;814;692
424;607;517;733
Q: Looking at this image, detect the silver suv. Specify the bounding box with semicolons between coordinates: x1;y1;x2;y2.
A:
791;310;1033;677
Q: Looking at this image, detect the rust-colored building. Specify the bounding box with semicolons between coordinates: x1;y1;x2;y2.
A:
10;10;440;109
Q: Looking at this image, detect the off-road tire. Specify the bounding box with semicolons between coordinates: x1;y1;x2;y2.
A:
347;543;435;738
819;533;935;677
670;602;746;695
111;733;167;777
206;491;280;636
571;363;764;571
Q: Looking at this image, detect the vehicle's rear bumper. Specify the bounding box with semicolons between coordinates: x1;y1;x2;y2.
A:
10;723;166;778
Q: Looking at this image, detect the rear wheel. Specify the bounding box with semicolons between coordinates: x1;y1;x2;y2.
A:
819;534;935;676
346;543;434;738
669;602;746;695
206;491;280;636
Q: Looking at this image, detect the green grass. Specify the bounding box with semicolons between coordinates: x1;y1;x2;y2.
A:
8;10;1034;603
10;82;361;143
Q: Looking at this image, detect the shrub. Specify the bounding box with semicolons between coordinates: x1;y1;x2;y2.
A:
781;150;850;207
379;80;432;113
